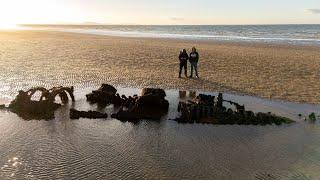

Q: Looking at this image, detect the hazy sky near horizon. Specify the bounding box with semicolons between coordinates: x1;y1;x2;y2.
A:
0;0;319;25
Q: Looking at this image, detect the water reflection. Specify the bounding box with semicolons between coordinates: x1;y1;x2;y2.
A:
189;91;197;98
179;91;187;99
0;87;320;179
179;91;197;99
2;87;320;124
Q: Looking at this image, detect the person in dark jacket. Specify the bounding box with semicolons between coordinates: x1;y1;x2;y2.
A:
178;49;189;78
189;47;199;78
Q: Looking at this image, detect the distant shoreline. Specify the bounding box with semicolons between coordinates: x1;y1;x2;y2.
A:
19;23;320;26
17;24;320;47
15;29;320;50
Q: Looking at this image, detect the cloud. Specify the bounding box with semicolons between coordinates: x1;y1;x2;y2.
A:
171;17;185;21
306;9;320;14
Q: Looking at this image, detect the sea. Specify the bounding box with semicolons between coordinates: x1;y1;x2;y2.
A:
23;24;320;46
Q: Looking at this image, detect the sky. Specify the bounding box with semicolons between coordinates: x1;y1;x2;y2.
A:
0;0;319;26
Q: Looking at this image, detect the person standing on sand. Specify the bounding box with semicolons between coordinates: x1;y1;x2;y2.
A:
189;47;199;78
178;49;189;78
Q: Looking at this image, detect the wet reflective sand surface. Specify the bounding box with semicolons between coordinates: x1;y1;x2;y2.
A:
1;30;320;179
1;31;320;104
1;87;320;179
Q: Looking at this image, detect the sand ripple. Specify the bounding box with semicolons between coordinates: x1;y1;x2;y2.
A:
0;31;319;104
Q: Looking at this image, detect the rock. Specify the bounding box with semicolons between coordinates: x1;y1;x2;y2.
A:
0;104;6;109
141;88;166;99
308;112;317;121
86;84;118;105
139;88;169;110
136;94;169;110
99;84;117;95
111;88;169;122
8;86;75;120
70;109;108;119
111;109;140;123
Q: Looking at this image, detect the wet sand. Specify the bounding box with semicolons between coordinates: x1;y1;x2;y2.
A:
0;30;319;104
1;87;320;179
1;30;320;179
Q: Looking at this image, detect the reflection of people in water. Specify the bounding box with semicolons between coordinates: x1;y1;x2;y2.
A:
217;93;223;108
179;91;187;98
189;91;197;98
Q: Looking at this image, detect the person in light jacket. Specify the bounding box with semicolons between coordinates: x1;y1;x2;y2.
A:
189;47;199;78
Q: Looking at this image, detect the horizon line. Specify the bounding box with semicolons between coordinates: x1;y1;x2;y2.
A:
19;23;320;26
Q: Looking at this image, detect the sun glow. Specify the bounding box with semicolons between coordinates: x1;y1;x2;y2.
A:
0;23;18;30
0;0;318;26
0;0;85;26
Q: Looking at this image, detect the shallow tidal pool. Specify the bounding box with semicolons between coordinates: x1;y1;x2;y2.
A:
0;87;320;179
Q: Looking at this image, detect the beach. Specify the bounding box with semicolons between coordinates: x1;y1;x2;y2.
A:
1;30;320;179
0;30;319;104
2;1;320;178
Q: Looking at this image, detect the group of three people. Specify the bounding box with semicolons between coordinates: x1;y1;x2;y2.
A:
178;47;199;78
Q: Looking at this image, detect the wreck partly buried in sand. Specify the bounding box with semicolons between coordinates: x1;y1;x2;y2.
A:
2;84;295;125
86;84;169;122
4;86;75;120
175;93;294;125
